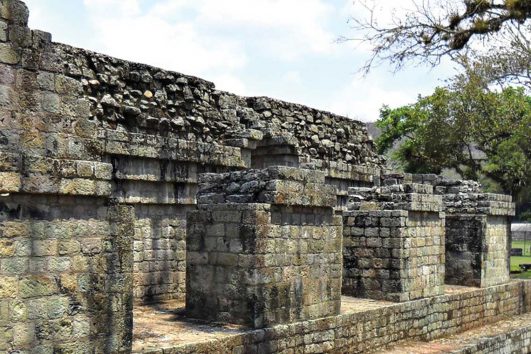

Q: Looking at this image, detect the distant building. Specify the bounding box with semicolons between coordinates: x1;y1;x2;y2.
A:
512;223;531;241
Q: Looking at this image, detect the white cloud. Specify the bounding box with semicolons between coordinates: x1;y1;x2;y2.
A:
282;71;302;85
328;56;456;122
148;0;189;19
209;74;247;95
193;0;335;55
83;0;141;16
83;0;248;80
328;76;415;122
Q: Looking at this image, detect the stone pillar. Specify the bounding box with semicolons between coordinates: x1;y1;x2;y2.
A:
0;196;134;353
95;203;135;353
343;181;445;302
438;181;514;288
186;167;342;328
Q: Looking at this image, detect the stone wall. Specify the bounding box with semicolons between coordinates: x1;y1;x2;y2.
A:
0;0;527;352
484;216;511;286
141;281;531;354
132;205;188;302
394;174;514;288
445;327;531;354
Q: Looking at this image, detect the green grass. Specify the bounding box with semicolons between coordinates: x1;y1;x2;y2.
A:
510;241;531;279
511;240;531;256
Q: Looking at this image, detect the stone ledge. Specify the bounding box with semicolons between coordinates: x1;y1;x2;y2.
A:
302;158;380;183
197;167;337;208
104;131;247;168
0;172;111;196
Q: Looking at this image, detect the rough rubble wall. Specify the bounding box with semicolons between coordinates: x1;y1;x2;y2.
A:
51;42;382;167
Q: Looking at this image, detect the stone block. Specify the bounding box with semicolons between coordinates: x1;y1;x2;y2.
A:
19;275;57;299
0;42;18;64
0;171;20;192
0;0;29;25
40;91;60;113
0;276;17;298
0;20;6;41
32;239;58;256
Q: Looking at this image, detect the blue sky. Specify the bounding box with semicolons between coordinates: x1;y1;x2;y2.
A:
24;0;456;122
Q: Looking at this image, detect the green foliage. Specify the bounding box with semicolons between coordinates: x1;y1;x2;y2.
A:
520;210;531;222
376;76;531;196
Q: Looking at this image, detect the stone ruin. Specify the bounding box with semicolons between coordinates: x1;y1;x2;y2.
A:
0;1;529;353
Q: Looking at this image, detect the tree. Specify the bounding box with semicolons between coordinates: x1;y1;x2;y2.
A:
461;25;531;88
353;0;531;216
376;69;531;197
346;0;531;73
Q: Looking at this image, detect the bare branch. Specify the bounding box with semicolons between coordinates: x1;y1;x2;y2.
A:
342;0;531;74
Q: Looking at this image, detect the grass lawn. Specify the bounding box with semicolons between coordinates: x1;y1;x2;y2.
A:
510;241;531;279
511;240;531;256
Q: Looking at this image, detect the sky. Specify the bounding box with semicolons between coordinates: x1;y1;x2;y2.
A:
24;0;456;122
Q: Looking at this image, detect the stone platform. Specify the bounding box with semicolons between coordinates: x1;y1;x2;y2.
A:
133;282;531;354
133;297;392;353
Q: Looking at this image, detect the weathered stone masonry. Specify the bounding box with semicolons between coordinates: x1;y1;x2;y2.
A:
141;282;531;354
343;181;445;302
0;0;528;353
187;167;342;328
435;178;513;288
0;0;380;306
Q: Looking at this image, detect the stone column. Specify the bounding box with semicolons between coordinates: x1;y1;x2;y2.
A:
438;181;515;288
186;167;342;328
0;196;135;353
343;180;445;302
